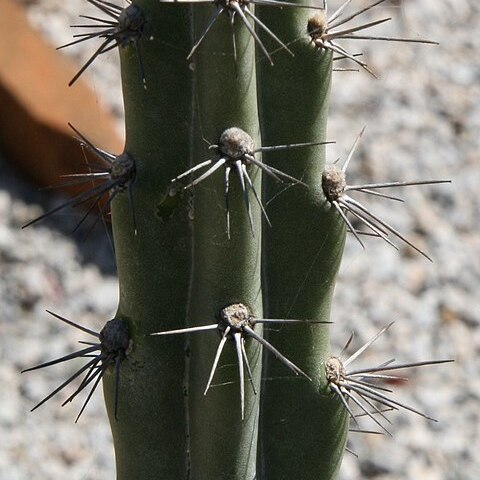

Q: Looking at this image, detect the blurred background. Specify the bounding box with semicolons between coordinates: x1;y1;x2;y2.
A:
0;0;479;479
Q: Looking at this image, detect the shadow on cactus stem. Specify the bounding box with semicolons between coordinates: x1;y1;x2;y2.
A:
172;127;333;238
322;127;451;261
21;311;131;422
58;0;149;88
151;302;330;419
326;322;454;437
22;123;137;237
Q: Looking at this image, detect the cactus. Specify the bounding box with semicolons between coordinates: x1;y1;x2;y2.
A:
21;1;454;479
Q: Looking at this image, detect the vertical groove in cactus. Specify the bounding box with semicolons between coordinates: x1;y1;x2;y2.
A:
256;6;348;479
185;5;263;479
104;4;193;479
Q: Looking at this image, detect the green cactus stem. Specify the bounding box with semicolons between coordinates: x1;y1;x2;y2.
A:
256;5;348;480
185;5;264;478
105;4;193;479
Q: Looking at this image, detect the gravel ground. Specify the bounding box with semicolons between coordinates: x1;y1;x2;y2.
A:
2;0;479;479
